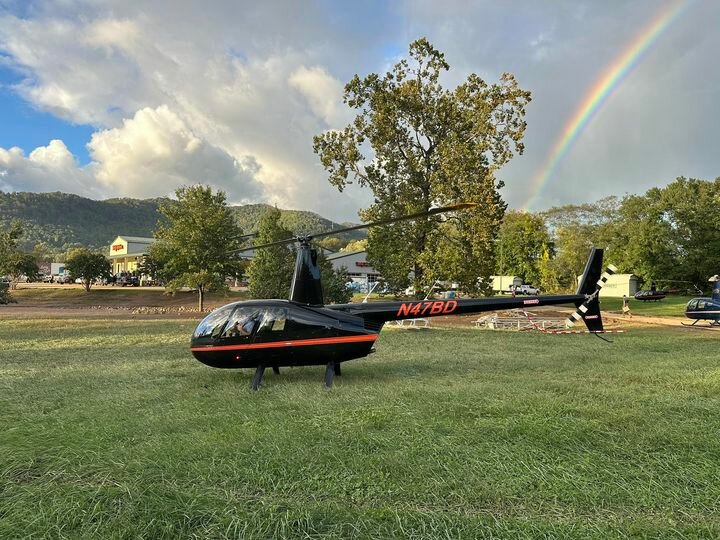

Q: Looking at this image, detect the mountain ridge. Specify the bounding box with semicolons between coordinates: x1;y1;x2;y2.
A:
0;191;364;251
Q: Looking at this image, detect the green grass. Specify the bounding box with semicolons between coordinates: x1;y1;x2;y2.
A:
2;317;720;538
601;295;692;317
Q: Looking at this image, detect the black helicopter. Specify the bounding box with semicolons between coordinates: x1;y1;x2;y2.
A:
190;204;614;389
633;281;667;301
683;275;720;327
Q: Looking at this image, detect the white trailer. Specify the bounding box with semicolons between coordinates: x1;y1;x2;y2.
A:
50;263;68;276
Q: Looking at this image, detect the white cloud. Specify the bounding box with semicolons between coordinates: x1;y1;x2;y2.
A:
0;106;266;202
0;140;98;195
289;66;349;126
88;105;263;201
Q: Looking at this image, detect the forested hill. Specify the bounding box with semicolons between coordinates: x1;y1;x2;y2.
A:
230;204;364;242
0;192;164;251
0;192;363;251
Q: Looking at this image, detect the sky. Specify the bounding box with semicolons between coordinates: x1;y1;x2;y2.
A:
0;0;718;222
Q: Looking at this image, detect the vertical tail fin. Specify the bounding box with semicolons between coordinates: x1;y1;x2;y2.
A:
567;248;616;332
710;275;720;301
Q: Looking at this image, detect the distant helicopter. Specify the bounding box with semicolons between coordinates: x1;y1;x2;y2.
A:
683;275;720;327
634;281;667;301
190;204;614;389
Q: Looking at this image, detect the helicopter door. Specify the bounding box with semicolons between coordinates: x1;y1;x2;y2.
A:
250;307;337;365
282;307;339;365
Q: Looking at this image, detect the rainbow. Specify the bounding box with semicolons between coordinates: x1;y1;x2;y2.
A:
523;0;692;211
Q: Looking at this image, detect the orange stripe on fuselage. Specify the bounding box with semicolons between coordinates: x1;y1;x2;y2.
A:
190;334;377;352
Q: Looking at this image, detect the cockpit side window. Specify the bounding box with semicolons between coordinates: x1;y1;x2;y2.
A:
255;308;288;336
222;307;261;338
193;305;235;338
697;301;706;310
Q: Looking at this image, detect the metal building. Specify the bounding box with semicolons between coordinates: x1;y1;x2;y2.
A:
575;272;640;297
327;250;380;292
108;236;155;274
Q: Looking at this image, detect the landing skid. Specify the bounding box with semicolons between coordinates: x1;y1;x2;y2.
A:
682;319;720;328
253;362;341;391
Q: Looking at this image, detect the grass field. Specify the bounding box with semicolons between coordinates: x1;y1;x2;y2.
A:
2;316;720;538
601;295;692;318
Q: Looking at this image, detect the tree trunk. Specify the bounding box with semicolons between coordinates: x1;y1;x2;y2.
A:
84;279;91;292
198;286;204;311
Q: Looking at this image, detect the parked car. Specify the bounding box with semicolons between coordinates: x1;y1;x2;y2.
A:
516;284;540;295
114;272;140;287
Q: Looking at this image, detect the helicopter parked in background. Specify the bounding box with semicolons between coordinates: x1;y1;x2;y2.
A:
683;275;720;327
634;281;667;301
634;280;703;302
190;204;615;390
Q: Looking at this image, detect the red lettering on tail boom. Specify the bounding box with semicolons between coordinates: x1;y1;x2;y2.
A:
397;303;412;317
396;300;458;318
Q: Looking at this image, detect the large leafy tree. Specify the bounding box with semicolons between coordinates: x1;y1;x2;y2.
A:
151;185;244;310
607;177;720;287
65;248;111;292
247;207;296;299
0;221;40;291
314;38;530;295
541;197;621;291
496;211;551;286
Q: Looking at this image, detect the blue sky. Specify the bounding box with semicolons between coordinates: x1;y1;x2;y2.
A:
0;64;93;163
0;0;718;221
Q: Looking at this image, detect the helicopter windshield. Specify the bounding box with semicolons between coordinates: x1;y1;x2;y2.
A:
194;305;235;338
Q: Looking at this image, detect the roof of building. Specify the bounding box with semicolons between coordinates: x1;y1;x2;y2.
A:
327;250;366;260
113;236;155;244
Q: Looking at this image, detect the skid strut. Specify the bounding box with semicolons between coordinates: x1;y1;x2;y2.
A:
324;362;339;388
251;365;265;391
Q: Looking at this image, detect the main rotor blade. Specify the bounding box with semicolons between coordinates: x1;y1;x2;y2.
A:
230;237;298;253
229;202;478;254
310;202;478;240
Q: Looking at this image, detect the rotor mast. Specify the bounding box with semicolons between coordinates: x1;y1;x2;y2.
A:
289;236;324;305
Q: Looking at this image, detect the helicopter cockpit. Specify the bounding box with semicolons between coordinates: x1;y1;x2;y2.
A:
193;303;290;342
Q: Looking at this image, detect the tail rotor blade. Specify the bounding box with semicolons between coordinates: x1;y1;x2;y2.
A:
566;264;617;328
